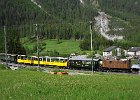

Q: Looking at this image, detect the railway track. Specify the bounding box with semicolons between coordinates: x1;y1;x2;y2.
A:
1;61;139;75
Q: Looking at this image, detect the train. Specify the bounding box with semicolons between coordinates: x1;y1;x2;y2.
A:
0;53;68;67
0;53;139;73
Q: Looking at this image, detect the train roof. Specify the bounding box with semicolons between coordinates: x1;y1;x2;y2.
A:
69;56;100;61
10;54;17;56
0;53;18;56
18;55;26;56
103;59;129;61
0;53;5;55
69;58;100;61
51;57;67;59
42;56;67;59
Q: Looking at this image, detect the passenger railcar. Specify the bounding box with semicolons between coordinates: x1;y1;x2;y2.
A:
16;55;68;67
0;53;17;63
45;57;67;67
68;56;101;70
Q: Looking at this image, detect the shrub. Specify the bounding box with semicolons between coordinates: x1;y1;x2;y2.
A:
0;64;6;70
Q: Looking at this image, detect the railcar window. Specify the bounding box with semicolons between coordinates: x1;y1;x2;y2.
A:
21;56;26;59
18;56;20;59
93;61;95;64
7;55;11;58
34;58;38;60
21;56;23;59
85;61;91;64
59;59;64;62
82;61;85;64
71;61;74;63
31;57;35;60
39;58;42;61
27;57;31;60
51;58;59;62
47;58;51;62
43;58;46;61
23;57;26;60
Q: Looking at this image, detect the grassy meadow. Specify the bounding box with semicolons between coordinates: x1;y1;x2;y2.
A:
0;65;140;100
22;39;81;56
42;39;81;54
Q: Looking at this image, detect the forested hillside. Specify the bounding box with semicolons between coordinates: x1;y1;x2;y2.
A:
0;0;50;26
0;0;140;55
98;0;140;42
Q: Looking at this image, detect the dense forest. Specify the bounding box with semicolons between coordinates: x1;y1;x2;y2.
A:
0;0;140;55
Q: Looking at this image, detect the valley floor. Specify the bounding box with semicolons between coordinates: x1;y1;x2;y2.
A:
0;65;140;100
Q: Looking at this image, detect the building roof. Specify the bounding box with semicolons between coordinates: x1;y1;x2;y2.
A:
104;46;117;52
128;47;140;52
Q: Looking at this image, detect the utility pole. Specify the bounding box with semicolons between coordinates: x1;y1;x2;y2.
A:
89;21;94;74
91;54;94;74
35;24;40;70
4;26;8;68
89;21;93;51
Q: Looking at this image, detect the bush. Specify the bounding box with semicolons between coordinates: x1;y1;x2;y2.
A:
0;64;6;70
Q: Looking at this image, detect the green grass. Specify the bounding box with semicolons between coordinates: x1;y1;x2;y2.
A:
21;37;36;51
22;39;81;56
0;65;140;100
42;39;81;54
0;64;6;70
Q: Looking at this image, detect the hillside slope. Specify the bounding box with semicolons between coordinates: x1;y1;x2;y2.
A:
34;0;140;42
98;0;140;42
0;0;140;54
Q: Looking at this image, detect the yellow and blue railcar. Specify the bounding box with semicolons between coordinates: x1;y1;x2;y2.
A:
43;56;67;67
17;55;27;64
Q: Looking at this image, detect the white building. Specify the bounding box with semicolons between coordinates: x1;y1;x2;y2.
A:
127;47;140;57
103;46;121;57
